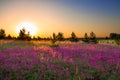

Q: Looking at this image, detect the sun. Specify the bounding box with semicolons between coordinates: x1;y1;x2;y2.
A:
16;22;37;36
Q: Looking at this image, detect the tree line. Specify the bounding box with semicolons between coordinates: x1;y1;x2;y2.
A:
0;28;120;44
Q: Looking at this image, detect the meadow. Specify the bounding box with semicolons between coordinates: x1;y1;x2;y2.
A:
0;40;120;80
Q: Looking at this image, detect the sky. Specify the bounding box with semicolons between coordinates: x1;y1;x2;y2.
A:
0;0;120;38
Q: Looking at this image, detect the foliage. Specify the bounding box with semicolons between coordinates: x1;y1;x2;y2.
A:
110;33;120;45
89;32;98;43
115;39;120;45
7;34;12;39
51;33;57;44
0;29;6;39
70;32;79;42
50;33;59;47
83;32;98;44
110;33;120;39
17;28;31;41
83;33;89;43
56;32;64;41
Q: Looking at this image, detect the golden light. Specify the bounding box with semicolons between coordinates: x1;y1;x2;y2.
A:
16;22;37;36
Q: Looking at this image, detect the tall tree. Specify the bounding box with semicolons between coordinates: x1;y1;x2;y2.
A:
0;29;6;39
18;28;31;40
89;32;97;43
26;32;31;41
90;32;96;39
110;33;120;39
18;28;26;40
57;32;64;41
51;33;57;44
37;36;42;40
84;33;89;39
7;34;12;39
70;32;78;42
110;33;120;45
83;33;89;43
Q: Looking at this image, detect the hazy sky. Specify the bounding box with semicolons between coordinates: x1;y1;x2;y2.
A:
0;0;120;37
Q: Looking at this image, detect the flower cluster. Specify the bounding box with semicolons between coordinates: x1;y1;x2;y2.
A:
0;41;120;80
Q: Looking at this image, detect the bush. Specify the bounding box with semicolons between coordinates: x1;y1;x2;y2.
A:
49;43;59;47
115;39;120;45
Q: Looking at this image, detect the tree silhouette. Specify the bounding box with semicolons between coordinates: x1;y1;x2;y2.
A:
0;29;6;39
26;32;31;41
110;33;120;39
110;33;120;45
89;32;97;43
51;33;57;44
84;33;89;39
37;36;42;40
57;32;64;41
70;32;78;42
33;36;36;40
18;28;31;40
90;32;96;39
7;34;12;39
18;28;26;40
50;33;59;47
83;33;89;43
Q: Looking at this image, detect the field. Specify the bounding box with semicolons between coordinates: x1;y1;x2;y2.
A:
0;40;120;80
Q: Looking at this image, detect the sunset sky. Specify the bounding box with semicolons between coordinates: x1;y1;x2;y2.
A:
0;0;120;38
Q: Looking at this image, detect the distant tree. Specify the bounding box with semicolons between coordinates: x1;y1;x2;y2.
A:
42;37;50;41
7;34;12;39
84;33;89;39
105;36;109;40
83;33;89;43
90;32;96;39
110;33;120;39
12;36;17;40
89;32;98;44
50;33;59;47
26;32;31;41
49;36;52;40
33;36;37;40
37;36;42;40
57;32;64;41
18;28;31;41
33;36;35;40
110;33;120;45
18;28;26;40
51;33;57;44
90;32;98;43
46;37;51;41
70;32;78;42
0;29;6;39
110;33;117;39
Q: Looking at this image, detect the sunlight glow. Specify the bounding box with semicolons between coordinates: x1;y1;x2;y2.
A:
16;22;37;36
